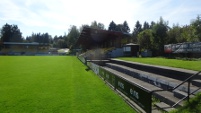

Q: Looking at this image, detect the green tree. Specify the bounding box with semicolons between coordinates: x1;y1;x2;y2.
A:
166;24;181;44
123;21;130;33
132;21;142;43
138;29;153;51
27;32;51;44
0;23;22;42
90;21;98;29
108;21;130;33
108;21;116;31
150;21;156;29
191;15;201;41
58;38;67;48
97;23;105;30
90;21;105;30
67;25;80;48
115;24;124;32
143;21;150;30
152;17;169;55
52;35;67;48
180;25;196;42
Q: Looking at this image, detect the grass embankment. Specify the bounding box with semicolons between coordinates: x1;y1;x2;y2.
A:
0;56;135;113
117;57;201;71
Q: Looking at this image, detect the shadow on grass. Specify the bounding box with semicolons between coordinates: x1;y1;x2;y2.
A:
85;68;91;71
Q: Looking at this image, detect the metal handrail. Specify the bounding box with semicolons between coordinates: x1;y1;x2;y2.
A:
150;70;201;112
170;70;201;107
172;86;201;107
169;71;201;91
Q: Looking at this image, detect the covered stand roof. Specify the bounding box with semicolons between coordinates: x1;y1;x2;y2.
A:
3;42;49;46
76;27;131;49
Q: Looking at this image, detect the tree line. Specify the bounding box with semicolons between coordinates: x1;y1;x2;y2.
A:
133;16;201;55
0;16;201;55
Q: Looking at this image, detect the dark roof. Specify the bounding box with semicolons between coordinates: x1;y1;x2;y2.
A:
3;42;49;46
76;27;131;48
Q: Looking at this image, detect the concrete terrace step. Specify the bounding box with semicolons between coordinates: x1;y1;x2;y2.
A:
174;90;189;99
153;91;183;107
105;63;198;93
110;59;201;80
155;102;176;112
103;67;161;92
173;90;198;99
101;60;201;112
192;80;201;87
103;67;183;107
105;62;201;106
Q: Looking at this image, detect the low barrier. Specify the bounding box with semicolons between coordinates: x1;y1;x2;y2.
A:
77;55;86;64
81;57;152;113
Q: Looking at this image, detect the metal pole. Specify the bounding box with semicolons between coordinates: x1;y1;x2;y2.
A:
187;79;190;102
150;92;152;113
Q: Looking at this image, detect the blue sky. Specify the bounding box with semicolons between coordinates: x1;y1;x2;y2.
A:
0;0;201;38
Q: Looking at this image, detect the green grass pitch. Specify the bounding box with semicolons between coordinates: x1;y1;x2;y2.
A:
0;56;135;113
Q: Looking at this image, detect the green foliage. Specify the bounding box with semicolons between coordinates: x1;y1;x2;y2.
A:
108;21;117;31
123;21;130;33
166;25;181;44
191;15;201;41
90;21;105;30
26;32;51;43
108;21;130;33
0;23;23;42
134;17;169;56
143;21;150;30
167;24;198;44
138;29;153;51
67;26;80;49
52;35;68;48
151;17;169;55
150;21;156;29
135;16;201;56
170;93;201;113
132;21;142;43
181;25;197;42
117;57;201;71
0;56;136;113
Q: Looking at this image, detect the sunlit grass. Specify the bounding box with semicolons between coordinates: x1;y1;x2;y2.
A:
117;57;201;71
0;56;135;113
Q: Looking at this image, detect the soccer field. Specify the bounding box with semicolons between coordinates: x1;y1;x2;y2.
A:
0;56;135;113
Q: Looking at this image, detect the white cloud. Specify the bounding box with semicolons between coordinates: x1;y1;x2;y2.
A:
0;0;201;37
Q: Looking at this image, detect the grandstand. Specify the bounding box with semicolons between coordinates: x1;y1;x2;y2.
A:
76;27;139;59
0;42;49;55
77;27;201;113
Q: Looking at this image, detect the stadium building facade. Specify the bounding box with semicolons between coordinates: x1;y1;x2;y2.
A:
0;42;49;55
